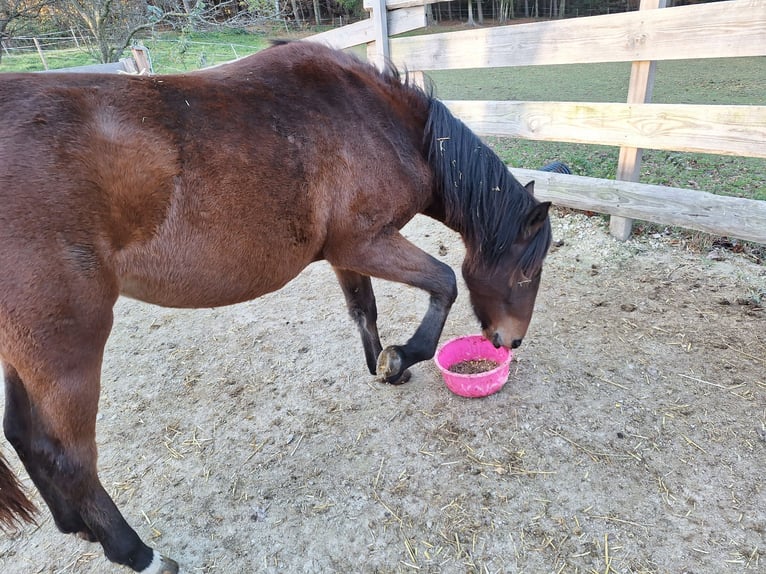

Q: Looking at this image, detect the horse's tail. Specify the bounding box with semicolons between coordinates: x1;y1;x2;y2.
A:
0;448;36;529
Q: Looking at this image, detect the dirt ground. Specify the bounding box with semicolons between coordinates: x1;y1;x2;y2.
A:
1;210;764;574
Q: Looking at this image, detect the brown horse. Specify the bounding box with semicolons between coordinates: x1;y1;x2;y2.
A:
0;41;551;572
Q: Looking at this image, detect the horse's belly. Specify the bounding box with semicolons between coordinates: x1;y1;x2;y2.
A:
115;248;311;309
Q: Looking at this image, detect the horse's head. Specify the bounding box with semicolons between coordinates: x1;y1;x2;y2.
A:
423;98;553;349
462;197;552;350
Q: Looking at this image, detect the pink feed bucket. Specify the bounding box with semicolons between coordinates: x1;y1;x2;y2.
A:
434;335;513;398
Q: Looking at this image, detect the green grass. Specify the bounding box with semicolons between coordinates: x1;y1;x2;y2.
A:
0;30;278;74
427;58;766;105
0;46;96;72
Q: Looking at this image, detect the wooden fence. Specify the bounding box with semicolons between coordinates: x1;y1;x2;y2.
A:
39;46;152;75
310;0;766;244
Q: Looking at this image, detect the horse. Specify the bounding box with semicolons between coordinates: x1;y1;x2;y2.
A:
0;41;551;572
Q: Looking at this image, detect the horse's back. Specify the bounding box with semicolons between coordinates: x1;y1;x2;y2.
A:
0;43;434;310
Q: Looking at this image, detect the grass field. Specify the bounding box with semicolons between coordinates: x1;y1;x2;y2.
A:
1;28;763;206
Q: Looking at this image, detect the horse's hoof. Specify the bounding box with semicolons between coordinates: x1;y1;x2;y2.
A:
160;556;179;574
143;553;179;574
376;347;410;384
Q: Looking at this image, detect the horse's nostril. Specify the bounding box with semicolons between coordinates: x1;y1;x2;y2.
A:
511;338;523;349
491;333;503;348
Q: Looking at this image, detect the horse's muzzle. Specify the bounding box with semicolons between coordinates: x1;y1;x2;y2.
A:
489;331;523;349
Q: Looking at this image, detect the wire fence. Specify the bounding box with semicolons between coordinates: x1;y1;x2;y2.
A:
1;28;94;70
1;29;87;53
0;19;356;72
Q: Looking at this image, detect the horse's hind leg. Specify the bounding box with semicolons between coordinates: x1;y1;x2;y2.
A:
3;363;91;538
2;298;177;573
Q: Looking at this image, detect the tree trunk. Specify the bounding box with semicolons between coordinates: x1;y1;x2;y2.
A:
0;20;8;65
313;0;321;25
467;0;475;26
477;0;484;24
290;0;300;22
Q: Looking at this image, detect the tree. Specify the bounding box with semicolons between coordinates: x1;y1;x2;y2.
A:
0;0;52;63
55;0;165;63
56;0;229;64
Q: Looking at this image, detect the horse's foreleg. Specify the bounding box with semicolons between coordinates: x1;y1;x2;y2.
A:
329;232;457;384
374;276;456;384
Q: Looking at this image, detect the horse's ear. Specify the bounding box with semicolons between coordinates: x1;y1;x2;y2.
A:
524;181;535;197
524;201;551;237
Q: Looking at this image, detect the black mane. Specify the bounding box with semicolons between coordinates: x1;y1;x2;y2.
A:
424;98;551;274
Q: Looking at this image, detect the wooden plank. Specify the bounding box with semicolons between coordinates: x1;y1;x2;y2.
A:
131;46;151;74
43;61;131;74
611;0;665;241
510;168;766;244
390;0;766;70
308;8;425;50
441;101;766;159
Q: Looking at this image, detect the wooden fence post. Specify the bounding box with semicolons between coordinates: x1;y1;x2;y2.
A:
33;37;48;70
70;28;80;49
609;0;666;241
368;0;390;70
131;45;152;75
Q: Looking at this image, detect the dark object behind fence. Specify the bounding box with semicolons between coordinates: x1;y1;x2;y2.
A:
538;161;572;174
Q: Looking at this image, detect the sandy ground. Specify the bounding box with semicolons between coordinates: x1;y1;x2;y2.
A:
1;210;764;574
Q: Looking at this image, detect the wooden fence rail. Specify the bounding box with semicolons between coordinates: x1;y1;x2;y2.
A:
389;1;766;69
440;101;766;159
310;0;766;244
